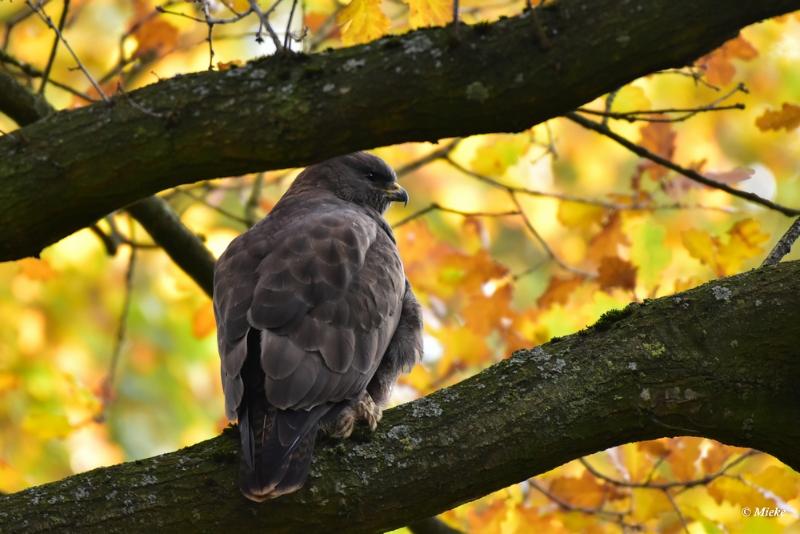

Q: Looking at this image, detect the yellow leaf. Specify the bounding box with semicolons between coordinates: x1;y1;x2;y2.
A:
406;0;452;28
756;103;800;132
557;201;606;230
611;84;651;113
682;229;717;269
192;301;216;338
337;0;390;45
22;409;73;440
707;476;772;508
399;363;433;393
746;465;800;502
470;134;531;177
717;218;769;275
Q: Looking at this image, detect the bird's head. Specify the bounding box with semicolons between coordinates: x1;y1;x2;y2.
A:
292;152;408;214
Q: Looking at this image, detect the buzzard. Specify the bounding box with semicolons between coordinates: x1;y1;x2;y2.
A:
213;152;423;502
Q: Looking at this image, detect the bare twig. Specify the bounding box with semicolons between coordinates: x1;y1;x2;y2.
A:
39;0;70;95
579;450;759;490
0;49;94;102
249;0;283;49
25;0;108;101
396;140;460;177
283;0;299;49
663;490;689;533
566;112;800;217
580;83;747;123
762;216;800;266
392;203;520;228
177;189;250;226
244;172;265;226
510;192;595;278
528;479;642;530
97;222;137;422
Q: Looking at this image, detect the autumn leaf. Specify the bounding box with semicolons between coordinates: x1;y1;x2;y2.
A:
696;34;758;86
707;476;773;508
405;0;452;28
666;437;702;481
537;274;584;309
470;134;531;176
755;102;800;132
746;465;800;502
338;0;390;45
17;258;55;281
133;18;179;59
684;219;768;276
638;438;670;458
634;121;676;182
682;229;717;269
548;472;609;508
586;213;629;265
192;301;216;338
557;201;606;230
217;60;243;71
597;256;637;291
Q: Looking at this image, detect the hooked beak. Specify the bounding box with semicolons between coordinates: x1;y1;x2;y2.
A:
385;183;409;206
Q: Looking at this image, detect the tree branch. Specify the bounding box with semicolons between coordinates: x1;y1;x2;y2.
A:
0;57;216;295
1;260;798;533
2;0;799;260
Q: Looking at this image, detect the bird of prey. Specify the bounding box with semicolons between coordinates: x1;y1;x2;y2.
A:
213;152;423;502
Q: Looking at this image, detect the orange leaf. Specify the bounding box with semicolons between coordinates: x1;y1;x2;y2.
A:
586;213;629;265
548;472;609;508
635;121;676;182
755;102;800;132
638;439;670;458
133;18;179;59
597;256;637;291
537;275;583;309
696;34;758;86
666;437;702;481
217;60;243;71
192;301;216;338
17;258;56;281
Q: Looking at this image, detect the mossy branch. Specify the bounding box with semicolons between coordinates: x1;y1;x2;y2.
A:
1;261;798;533
2;0;800;260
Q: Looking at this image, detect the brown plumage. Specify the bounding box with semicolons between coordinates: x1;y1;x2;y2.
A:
213;152;423;501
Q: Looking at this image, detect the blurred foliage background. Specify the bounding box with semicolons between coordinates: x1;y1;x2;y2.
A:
1;0;800;531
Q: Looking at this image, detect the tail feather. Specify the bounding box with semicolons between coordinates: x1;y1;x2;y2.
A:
237;332;331;502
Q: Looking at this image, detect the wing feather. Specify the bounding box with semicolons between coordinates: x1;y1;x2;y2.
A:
215;200;405;417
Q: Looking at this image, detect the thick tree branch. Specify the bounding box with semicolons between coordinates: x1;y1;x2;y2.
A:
126;196;215;296
1;0;799;260
2;261;798;533
0;61;216;295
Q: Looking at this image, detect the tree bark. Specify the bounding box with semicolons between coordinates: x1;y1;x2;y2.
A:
1;261;797;533
2;0;800;260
